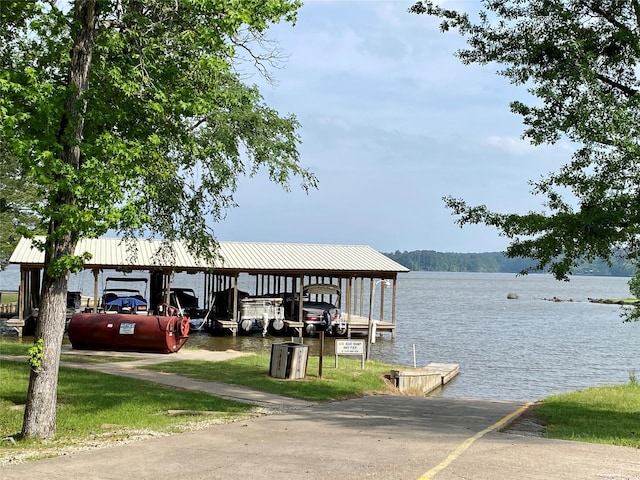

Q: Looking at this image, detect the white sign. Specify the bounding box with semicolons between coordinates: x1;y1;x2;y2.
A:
335;339;365;369
335;339;365;355
119;323;136;335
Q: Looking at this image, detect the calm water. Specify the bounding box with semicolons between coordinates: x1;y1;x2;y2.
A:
2;268;638;401
186;271;638;401
385;272;638;401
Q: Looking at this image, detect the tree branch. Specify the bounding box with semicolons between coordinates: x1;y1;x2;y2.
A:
44;0;72;28
596;72;638;97
583;0;640;56
633;0;640;30
229;28;286;85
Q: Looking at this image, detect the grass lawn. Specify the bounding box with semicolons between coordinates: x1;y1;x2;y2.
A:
0;341;255;458
0;292;18;304
0;340;141;363
0;359;254;438
0;340;30;356
142;352;400;402
534;382;640;447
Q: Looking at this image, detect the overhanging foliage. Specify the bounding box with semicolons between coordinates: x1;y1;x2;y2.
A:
411;0;640;320
0;0;315;440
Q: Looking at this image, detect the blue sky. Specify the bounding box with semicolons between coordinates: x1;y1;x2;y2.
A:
213;0;573;253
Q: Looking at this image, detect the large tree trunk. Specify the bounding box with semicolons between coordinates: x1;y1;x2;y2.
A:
21;0;98;441
20;241;73;439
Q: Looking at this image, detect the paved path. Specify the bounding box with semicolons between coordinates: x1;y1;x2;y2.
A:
2;349;639;479
57;348;314;409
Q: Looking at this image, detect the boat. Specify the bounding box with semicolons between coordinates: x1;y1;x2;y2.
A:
284;283;344;336
23;291;84;336
165;287;209;330
102;277;149;314
239;296;286;335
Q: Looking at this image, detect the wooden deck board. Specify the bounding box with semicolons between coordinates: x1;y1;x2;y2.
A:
5;317;24;326
342;314;395;338
214;319;238;336
5;317;24;338
284;320;304;337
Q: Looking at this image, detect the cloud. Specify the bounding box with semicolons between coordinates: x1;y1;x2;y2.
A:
213;1;569;253
485;135;541;156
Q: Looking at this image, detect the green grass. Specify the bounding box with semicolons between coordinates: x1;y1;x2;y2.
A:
142;353;399;402
0;339;139;363
0;357;254;451
0;292;18;304
0;340;30;356
534;382;640;447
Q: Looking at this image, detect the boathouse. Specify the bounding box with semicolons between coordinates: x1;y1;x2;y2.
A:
8;237;409;337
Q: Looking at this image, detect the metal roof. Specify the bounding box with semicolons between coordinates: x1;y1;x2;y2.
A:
9;237;409;275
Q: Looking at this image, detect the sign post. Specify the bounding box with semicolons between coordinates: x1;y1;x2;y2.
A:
335;339;366;369
319;331;324;378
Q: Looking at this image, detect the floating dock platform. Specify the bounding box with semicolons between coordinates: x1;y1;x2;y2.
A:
390;363;460;395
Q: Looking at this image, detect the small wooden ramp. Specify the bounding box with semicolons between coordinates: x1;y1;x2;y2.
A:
390;363;459;395
4;317;24;338
213;319;238;336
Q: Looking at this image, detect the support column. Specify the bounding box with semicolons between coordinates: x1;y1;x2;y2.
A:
92;269;99;312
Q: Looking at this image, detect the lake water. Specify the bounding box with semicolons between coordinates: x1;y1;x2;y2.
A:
1;267;638;402
386;272;638;401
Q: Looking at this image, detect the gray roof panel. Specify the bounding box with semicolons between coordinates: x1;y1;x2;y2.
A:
9;237;409;274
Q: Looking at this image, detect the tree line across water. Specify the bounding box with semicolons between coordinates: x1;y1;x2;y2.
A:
383;250;635;277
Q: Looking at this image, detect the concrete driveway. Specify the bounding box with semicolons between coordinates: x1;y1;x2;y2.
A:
2;394;638;480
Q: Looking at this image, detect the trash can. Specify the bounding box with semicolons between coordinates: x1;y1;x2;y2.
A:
269;342;309;379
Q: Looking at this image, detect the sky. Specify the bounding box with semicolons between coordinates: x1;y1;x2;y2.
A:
212;0;574;253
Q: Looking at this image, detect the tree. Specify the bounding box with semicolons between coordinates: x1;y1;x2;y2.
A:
0;152;43;268
410;1;640;320
0;0;316;440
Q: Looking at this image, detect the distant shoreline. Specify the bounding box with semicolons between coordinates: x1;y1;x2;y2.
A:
384;250;636;277
588;297;639;305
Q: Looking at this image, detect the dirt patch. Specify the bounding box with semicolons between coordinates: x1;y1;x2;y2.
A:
502;403;546;437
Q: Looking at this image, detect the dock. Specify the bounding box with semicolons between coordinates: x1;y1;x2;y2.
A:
207;318;238;336
390;363;460;395
0;303;18;317
3;317;24;338
284;320;304;337
282;315;395;339
342;314;395;338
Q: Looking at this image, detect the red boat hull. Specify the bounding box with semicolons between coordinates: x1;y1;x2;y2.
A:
68;313;190;354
